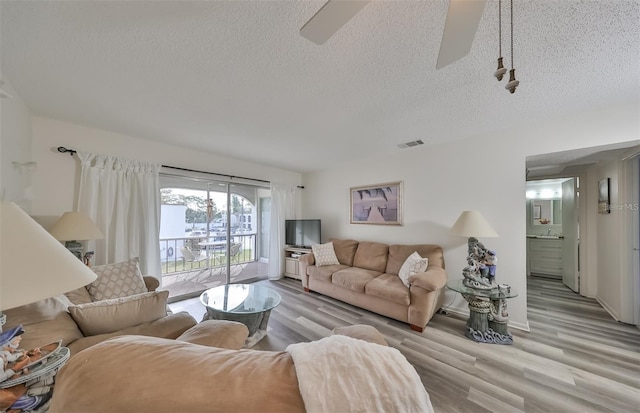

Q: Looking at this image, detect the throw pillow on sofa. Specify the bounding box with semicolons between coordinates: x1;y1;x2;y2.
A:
312;242;340;266
88;257;148;301
398;252;428;288
68;290;169;336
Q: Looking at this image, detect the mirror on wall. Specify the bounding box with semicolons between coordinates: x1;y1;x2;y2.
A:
526;178;568;227
532;199;562;225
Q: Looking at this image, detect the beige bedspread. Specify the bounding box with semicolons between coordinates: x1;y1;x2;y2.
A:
286;335;434;413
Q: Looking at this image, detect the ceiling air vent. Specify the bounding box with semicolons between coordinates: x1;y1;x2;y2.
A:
397;139;424;149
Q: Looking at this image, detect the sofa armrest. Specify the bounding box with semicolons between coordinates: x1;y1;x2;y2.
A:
409;267;447;292
143;275;160;292
299;252;315;266
298;253;315;288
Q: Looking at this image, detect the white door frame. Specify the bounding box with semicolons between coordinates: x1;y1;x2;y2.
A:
628;155;640;325
617;149;640;325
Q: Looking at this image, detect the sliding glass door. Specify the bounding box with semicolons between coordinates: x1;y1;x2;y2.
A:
159;174;269;301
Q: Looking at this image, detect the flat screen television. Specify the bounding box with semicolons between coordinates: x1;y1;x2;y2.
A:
285;219;321;248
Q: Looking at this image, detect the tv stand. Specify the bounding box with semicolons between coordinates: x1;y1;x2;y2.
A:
284;246;312;280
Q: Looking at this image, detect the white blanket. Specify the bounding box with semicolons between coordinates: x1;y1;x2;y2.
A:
286;335;434;413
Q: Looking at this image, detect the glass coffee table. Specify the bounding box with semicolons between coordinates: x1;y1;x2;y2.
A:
200;283;281;346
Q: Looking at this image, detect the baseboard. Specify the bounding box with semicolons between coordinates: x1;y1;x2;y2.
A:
444;306;468;319
509;320;531;332
441;306;531;332
596;297;621;322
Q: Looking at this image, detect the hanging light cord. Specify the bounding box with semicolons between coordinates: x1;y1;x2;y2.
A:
510;0;514;68
498;0;502;57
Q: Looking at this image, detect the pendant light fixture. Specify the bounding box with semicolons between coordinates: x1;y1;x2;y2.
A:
504;0;520;93
494;0;507;81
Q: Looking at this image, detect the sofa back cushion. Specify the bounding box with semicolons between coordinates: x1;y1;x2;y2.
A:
65;286;93;305
3;295;84;349
328;239;359;266
386;244;445;275
68;290;169;336
352;241;389;273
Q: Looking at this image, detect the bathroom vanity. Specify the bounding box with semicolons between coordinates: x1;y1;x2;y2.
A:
527;236;564;278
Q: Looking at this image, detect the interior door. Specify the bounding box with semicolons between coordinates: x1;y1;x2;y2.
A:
562;178;579;292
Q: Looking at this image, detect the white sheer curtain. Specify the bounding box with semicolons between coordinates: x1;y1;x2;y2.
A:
77;152;161;278
268;183;296;280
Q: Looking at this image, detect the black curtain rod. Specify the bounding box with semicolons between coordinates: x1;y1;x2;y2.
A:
57;146;304;188
57;146;76;156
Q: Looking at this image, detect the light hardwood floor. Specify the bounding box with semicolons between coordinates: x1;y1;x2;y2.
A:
169;276;640;413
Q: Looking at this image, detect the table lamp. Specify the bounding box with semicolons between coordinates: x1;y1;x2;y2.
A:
48;211;104;266
450;210;499;290
0;202;98;332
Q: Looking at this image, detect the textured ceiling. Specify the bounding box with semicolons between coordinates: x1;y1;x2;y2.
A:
1;1;639;173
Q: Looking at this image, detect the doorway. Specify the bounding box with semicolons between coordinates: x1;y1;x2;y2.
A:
526;177;580;293
526;142;640;326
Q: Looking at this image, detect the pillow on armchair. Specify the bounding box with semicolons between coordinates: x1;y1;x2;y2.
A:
88;257;148;301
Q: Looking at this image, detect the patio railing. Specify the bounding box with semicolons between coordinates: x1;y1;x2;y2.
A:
160;233;257;276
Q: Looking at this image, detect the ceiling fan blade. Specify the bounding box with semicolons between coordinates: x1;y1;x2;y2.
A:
300;0;370;45
436;0;488;69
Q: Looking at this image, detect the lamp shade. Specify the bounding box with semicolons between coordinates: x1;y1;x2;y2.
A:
0;202;98;311
49;211;104;241
451;210;499;238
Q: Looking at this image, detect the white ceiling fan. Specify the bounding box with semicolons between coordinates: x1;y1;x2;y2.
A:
300;0;488;69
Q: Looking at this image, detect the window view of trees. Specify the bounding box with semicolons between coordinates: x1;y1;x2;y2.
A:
161;189;253;233
161;189;222;228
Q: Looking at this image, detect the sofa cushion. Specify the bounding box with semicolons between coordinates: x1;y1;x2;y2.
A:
332;267;380;293
311;242;340;266
328;239;359;266
3;295;72;326
177;320;249;350
398;252;429;288
65;286;93;305
67;311;197;355
307;264;349;283
2;295;85;349
386;244;445;275
8;313;84;351
68;291;169;336
352;242;389;273
88;257;148;301
365;273;411;305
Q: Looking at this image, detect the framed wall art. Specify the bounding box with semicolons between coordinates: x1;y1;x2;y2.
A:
598;178;610;214
350;181;402;225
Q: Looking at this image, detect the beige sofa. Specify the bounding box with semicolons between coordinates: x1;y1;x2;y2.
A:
3;275;197;355
50;324;434;413
299;239;447;332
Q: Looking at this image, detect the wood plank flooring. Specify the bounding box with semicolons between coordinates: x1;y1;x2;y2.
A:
169;276;640;413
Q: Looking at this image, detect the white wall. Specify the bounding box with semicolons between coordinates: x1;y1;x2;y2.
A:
0;77;33;212
301;102;640;330
30;117;302;217
589;158;635;323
